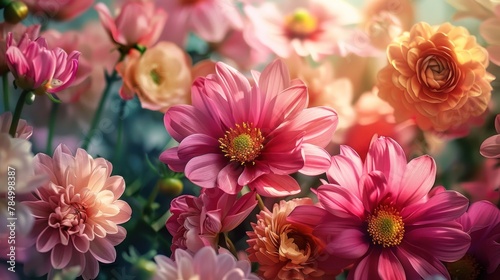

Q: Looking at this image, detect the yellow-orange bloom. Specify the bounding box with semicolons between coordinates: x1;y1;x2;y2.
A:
246;198;339;280
377;22;494;132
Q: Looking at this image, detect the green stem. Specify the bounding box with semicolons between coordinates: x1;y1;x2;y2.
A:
256;194;266;211
223;232;238;258
113;99;126;168
2;73;9;112
46;102;59;154
81;68;119;150
9;90;30;137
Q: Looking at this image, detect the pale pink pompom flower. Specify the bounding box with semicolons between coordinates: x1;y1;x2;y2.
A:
153;246;259;280
288;136;471;279
23;144;132;280
156;0;243;46
95;1;167;48
5;33;80;95
166;188;257;256
480;114;500;158
21;0;94;21
160;59;338;197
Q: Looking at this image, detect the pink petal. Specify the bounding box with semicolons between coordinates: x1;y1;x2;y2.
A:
378;249;405;280
238;165;268;186
265;83;308;128
37;227;60;252
286;107;338;147
359;171;388;212
89;237;117;263
396;155;436;206
51;243;73;269
164;105;220;142
159;147;189;172
299;143;332;176
287;205;331;228
185;153;228;189
249;173;301;197
73;235;90;253
466;200;500;233
495;114;500;133
94;3;118;43
396;244;450;279
82;253;100;280
177;134;221;160
258;59;291;99
364;136;407;188
191;4;229;42
222;191;257;232
5;47;29;78
480;135;500;158
317;183;365;219
327;146;363;192
321;227;369;260
139;9;168;46
259;130;305;174
352;249;380;280
402;190;469;225
216;162;243;194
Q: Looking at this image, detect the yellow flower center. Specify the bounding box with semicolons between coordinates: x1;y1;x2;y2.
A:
285;8;318;38
445;254;483;280
367;205;405;248
219;122;264;165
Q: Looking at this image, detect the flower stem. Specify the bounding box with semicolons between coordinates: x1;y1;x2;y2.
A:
113;99;126;169
9;90;30;137
46;102;59;154
2;73;9;112
256;194;266;211
223;232;238;258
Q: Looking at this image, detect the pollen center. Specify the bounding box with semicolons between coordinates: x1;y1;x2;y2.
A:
367;205;405;248
219;122;264;165
285;8;318;38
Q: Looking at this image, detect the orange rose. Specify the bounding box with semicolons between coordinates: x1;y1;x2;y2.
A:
377;22;494;132
116;41;192;113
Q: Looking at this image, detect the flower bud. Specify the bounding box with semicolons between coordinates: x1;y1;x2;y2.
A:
157;177;183;196
4;1;28;24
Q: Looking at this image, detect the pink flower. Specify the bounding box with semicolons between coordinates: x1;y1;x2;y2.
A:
21;0;94;21
288;136;471;279
5;33;80;95
480;114;500;158
244;0;363;60
23;145;132;280
0;23;40;75
156;0;243;46
160;59;338;196
153;247;259;280
166;188;256;256
460;159;500;205
0;112;32;139
446;201;500;279
95;1;167;48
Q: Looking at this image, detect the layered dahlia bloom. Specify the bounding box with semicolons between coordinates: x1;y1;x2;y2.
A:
480;114;500;158
23;145;132;279
116;41;192;112
377;22;494;133
156;0;243;46
160;60;338;196
153;247;259;280
244;0;362;60
95;1;167;48
21;0;94;21
247;198;339;279
0;23;40;75
446;201;500;279
167;188;256;256
288;136;471;279
5;33;80;95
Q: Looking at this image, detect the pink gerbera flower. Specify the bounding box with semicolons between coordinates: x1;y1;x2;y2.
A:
23;145;132;280
288;136;471;279
480;114;500;158
160;59;338;196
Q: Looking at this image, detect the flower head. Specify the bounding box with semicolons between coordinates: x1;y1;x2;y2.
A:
166;188;256;256
23;145;132;280
377;22;494;133
160;59;338;197
288;136;471;279
153;247;259;280
5;32;80;95
95;1;167;48
0;23;40;75
480;114;500;158
247;198;340;279
116;41;192;112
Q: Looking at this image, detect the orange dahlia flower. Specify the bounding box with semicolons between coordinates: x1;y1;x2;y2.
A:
246;198;339;280
377;22;494;132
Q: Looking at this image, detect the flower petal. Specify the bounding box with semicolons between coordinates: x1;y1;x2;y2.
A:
185;153;228;189
397;155;436;206
249;174;300;197
364;136;407;188
299;144;331;176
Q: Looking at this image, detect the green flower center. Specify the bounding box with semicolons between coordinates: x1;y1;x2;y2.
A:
219;122;264;165
367;205;405;247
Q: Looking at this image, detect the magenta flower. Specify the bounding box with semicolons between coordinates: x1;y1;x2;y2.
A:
95;1;167;48
480;114;500;158
5;33;80;95
160;59;338;196
166;188;257;256
23;145;132;280
288;136;471;279
446;201;500;279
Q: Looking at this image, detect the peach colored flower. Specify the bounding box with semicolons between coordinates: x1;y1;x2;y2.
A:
23;145;132;280
116;41;192;113
247;198;340;279
377;22;495;133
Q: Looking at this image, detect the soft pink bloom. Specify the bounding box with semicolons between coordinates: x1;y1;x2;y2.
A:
95;1;167;48
0;23;40;75
153;247;259;280
481;115;500;158
0;111;32;139
23;145;132;280
288;136;471;279
460;159;500;205
244;0;364;61
156;0;243;46
447;201;500;279
166;188;256;256
21;0;94;21
160;59;338;196
5;32;80;95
